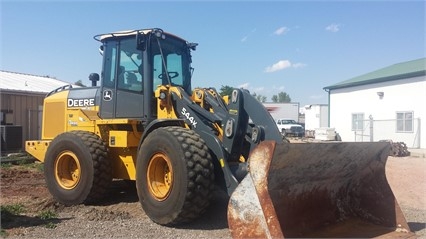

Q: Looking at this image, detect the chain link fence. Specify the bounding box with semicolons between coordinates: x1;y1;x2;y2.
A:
354;117;421;148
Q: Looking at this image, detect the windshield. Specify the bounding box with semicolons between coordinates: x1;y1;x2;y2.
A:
151;35;192;94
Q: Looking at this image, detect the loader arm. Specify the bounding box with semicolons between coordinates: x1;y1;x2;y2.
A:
169;86;282;194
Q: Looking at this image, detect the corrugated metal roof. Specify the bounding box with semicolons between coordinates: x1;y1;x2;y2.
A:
0;71;72;94
324;58;426;90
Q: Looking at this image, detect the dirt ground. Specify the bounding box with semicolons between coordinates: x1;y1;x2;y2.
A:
0;155;425;238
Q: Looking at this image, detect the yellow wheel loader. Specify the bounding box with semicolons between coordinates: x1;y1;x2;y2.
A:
26;28;414;238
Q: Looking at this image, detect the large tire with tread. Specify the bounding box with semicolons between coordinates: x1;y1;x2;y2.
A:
136;126;215;225
44;131;112;205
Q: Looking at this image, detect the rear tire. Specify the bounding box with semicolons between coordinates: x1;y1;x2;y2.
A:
136;126;214;225
44;131;112;205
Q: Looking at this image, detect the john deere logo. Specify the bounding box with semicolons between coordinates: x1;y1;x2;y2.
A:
67;98;95;107
103;90;112;101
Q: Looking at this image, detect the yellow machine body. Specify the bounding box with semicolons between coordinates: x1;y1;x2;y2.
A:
26;86;189;180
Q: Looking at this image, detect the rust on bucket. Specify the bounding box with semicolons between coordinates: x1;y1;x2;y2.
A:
228;140;415;238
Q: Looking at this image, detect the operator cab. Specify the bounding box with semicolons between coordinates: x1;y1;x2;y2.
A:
93;28;195;122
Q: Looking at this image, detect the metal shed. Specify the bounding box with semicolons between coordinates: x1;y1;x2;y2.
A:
0;71;71;153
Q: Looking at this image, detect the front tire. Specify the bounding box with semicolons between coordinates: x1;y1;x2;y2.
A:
136;126;214;225
44;131;112;205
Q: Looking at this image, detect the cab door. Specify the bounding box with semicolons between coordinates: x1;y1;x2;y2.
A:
100;38;144;119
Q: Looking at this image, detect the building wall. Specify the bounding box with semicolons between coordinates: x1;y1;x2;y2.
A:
329;75;426;148
304;104;329;131
263;102;300;122
1;91;44;151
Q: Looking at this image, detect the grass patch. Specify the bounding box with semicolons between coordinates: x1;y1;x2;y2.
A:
1;203;26;224
1;152;36;166
38;210;58;229
0;228;7;237
1;152;43;174
1;203;26;235
45;222;57;229
0;161;43;172
22;162;44;172
37;210;57;220
1;205;59;231
1;204;26;216
0;162;12;168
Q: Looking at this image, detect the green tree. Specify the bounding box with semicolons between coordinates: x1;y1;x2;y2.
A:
271;95;278;103
219;85;234;97
252;92;267;103
272;91;291;103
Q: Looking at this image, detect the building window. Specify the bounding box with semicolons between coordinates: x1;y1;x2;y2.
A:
396;112;413;132
0;110;13;125
352;113;364;131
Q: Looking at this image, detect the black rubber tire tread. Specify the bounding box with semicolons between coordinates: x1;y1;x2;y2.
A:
44;130;112;205
136;126;215;225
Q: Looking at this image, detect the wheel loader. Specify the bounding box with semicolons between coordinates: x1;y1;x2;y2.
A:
26;28;415;238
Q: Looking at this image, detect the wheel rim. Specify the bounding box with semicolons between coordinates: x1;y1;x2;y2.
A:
147;152;173;201
54;151;81;190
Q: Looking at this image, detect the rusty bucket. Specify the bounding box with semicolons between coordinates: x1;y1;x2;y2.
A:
228;141;415;238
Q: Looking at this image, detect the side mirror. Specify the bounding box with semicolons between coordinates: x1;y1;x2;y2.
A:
136;32;146;51
89;73;100;87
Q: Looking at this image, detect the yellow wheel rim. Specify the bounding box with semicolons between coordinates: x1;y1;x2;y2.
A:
147;153;173;201
54;151;81;190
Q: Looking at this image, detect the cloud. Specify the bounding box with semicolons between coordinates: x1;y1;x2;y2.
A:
273;27;289;35
241;28;257;42
265;60;292;73
325;23;341;32
238;82;250;89
264;60;306;73
292;63;307;68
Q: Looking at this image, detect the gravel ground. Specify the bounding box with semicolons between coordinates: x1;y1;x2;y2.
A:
1;155;425;238
385;156;426;238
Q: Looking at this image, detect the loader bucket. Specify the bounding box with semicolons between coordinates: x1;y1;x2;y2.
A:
228;141;415;238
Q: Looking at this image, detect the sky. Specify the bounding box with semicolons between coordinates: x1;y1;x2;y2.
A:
1;0;425;107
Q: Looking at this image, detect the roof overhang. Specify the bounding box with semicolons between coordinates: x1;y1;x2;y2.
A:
324;70;426;91
0;89;47;96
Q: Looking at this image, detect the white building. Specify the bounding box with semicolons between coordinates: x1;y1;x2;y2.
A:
263;102;300;122
303;104;329;137
323;58;426;149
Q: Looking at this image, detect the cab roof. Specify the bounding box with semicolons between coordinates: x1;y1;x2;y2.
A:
93;28;186;42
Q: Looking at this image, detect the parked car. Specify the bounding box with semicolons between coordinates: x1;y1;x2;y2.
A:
276;118;304;137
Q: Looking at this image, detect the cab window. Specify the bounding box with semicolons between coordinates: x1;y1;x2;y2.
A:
102;41;117;88
151;36;191;94
117;38;143;92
